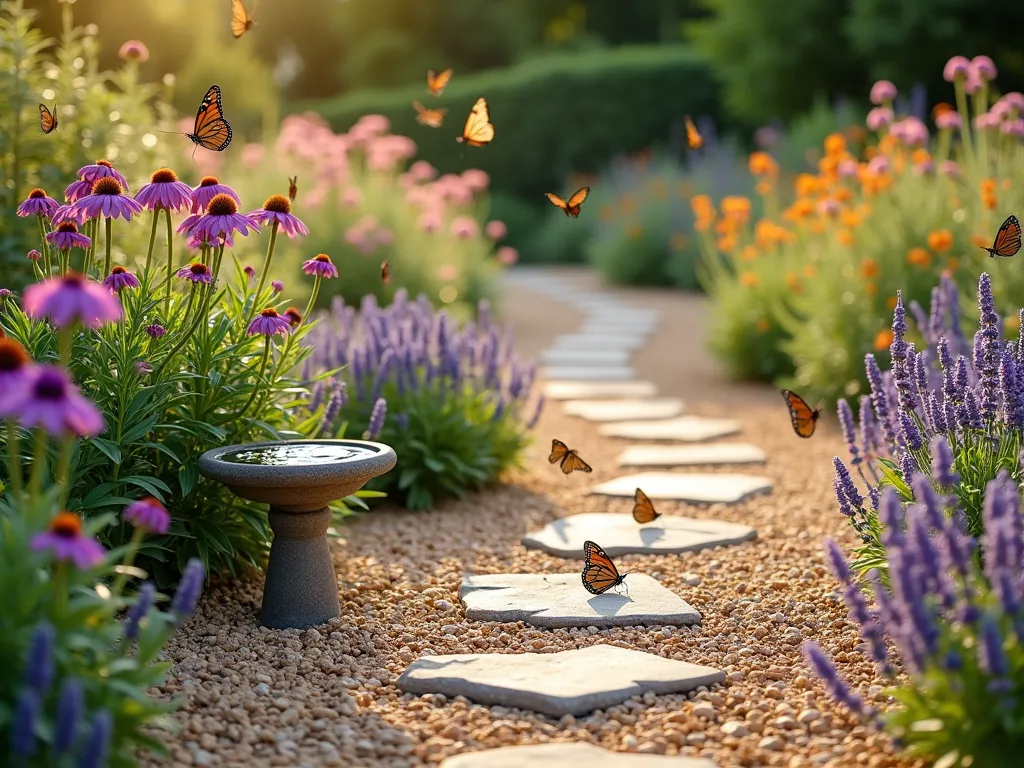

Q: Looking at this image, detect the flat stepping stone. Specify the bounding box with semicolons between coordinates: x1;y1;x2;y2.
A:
599;416;741;442
439;743;717;767
544;380;658;400
540;348;632;367
618;443;767;467
552;333;646;351
563;398;684;422
541;366;635;382
397;644;724;717
591;471;772;503
460;573;701;628
522;512;757;557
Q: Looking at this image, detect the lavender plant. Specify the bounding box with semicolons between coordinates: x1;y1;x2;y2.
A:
304;291;544;510
805;478;1024;766
833;272;1024;576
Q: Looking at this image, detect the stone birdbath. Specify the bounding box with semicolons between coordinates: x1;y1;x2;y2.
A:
198;439;397;629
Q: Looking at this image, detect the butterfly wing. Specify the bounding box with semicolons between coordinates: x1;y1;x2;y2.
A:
288;176;297;201
459;97;494;146
565;186;590;217
231;0;253;38
632;488;660;524
548;439;569;465
781;389;819;438
190;85;232;151
992;215;1022;258
38;103;57;134
545;192;569;211
582;540;622;595
381;260;391;284
559;450;593;475
684;115;703;149
427;68;454;96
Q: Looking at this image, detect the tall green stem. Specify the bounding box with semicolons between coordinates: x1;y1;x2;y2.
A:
103;216;112;276
154;287;203;379
36;216;51;275
164;208;174;317
250;222;280;319
236;339;272;422
6;421;22;496
110;527;145;598
144;209;160;274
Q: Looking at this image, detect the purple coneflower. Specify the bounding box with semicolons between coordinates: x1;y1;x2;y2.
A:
23;273;122;328
944;56;971;82
63;179;93;204
971;55;998;82
51;203;87;226
77;160;129;190
134;361;153;376
178;193;258;243
190;176;241;213
176;262;214;285
118;40;149;62
31;512;106;569
69;177;143;222
123;496;170;534
248;308;292;337
248;194;309;238
0;339;33;417
284;307;303;327
46;221;91;251
135;168;192;212
27;249;41;262
271;280;284;294
0;288;10;299
185;229;235;250
17;188;59;218
145;324;166;338
303;253;339;278
17;365;105;437
103;266;140;293
244;265;256;281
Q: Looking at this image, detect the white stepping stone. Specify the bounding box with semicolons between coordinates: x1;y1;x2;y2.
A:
522;512;757;558
540;348;631;367
599;416;741;442
541;366;635;381
591;471;772;503
579;324;655;338
618;443;767;467
397;644;724;717
563;398;684;422
544;380;658;400
552;333;646;351
440;743;717;767
460;573;701;628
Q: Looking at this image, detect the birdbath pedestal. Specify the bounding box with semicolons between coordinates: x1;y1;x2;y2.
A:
198;439;397;629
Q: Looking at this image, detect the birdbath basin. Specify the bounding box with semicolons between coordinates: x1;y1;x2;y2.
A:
198;439;397;629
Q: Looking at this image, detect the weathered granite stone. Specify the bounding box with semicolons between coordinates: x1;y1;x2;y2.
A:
590;471;772;503
551;333;646;351
540;348;632;367
541;365;635;381
617;443;767;467
563;398;685;422
599;416;741;442
543;380;658;400
439;743;718;767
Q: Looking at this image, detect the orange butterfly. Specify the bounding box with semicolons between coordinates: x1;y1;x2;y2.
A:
582;540;629;595
39;102;58;134
548;439;592;475
381;260;391;284
981;215;1022;259
287;176;297;202
684;116;703;150
545;187;590;218
456;97;494;147
632;488;661;524
231;0;256;38
181;85;232;154
413;100;447;128
427;68;453;97
781;389;821;438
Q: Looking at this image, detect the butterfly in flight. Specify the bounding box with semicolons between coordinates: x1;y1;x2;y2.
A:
456;97;494;147
231;0;256;38
427;68;453;97
781;389;822;438
632;488;661;524
287;176;298;202
545;187;590;218
180;85;232;156
381;260;391;285
413;100;447;128
39;102;58;134
548;439;592;475
980;215;1022;259
582;540;630;595
684;116;703;150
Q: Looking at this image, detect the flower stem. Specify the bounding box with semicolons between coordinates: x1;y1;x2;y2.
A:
144;209;160;274
236;338;272;422
6;421;22;496
111;527;145;598
154;286;202;379
164;208;174;317
36;215;51;275
103;216;112;276
28;429;47;497
250;222;280;319
301;275;322;329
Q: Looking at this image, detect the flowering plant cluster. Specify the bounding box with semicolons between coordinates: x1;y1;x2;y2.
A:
190;112;513;314
304;290;544;510
694;55;1024;402
805;475;1024;766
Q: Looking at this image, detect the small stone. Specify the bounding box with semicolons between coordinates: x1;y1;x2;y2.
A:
254;683;270;696
721;721;749;737
692;704;715;719
759;736;784;751
797;709;821;724
682;573;702;587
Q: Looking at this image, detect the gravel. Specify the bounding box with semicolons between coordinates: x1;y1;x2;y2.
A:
139;269;919;767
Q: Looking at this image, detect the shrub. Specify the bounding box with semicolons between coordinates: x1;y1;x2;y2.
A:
304;291;544;510
804;476;1024;767
695;59;1024;402
0;336;204;765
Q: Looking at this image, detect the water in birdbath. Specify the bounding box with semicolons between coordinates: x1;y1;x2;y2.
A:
220;442;375;466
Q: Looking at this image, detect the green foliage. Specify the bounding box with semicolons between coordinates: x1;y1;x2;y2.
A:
486;191;548;260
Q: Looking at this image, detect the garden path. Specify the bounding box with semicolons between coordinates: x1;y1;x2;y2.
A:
144;267;905;768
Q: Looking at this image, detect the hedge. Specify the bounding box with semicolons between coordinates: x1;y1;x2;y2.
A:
297;45;722;203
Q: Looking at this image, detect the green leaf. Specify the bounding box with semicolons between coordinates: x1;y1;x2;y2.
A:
90;438;122;465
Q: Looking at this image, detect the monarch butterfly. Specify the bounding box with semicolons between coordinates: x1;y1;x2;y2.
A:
548;439;592;475
413;100;447;129
981;215;1022;259
427;69;453;97
39;103;58;134
381;260;391;284
781;389;821;438
545;187;590;218
456;97;494;147
231;0;255;38
184;85;232;154
582;540;629;595
684;115;703;150
287;176;297;202
632;488;661;525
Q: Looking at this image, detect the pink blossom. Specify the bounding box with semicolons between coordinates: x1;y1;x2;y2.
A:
485;220;507;240
450;216;478;239
990;100;1014;121
970;55;997;81
1002;92;1024;114
912;159;934;176
241;143;265;170
435;175;473;206
866;107;894;131
496;246;519;266
869;80;897;105
974;112;1000;130
890;117;928;146
418;211;442;233
355;114;390;136
1001;119;1024;138
943;56;971;82
939;161;960;178
460;169;490;192
837;159;859;178
408;160;438;182
375;227;394;246
964;72;984;95
341;187;363;208
816;198;840;217
935;111;961;130
118;40;149;62
438;264;458;282
867;155;890;175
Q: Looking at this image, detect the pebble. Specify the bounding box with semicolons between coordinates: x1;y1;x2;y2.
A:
760;736;785;750
721;721;750;737
692;704;716;719
682;573;702;586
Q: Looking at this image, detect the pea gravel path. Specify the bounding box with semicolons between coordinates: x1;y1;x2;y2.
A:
141;267;913;768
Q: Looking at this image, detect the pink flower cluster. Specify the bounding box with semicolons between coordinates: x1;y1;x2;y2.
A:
345;215;394;255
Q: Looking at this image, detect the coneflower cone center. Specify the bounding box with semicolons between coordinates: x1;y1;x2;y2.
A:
51;512;82;537
28;188;47;199
151;168;178;184
57;222;79;233
199;176;220;187
92;177;123;196
206;193;238;216
262;194;291;214
0;339;30;370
